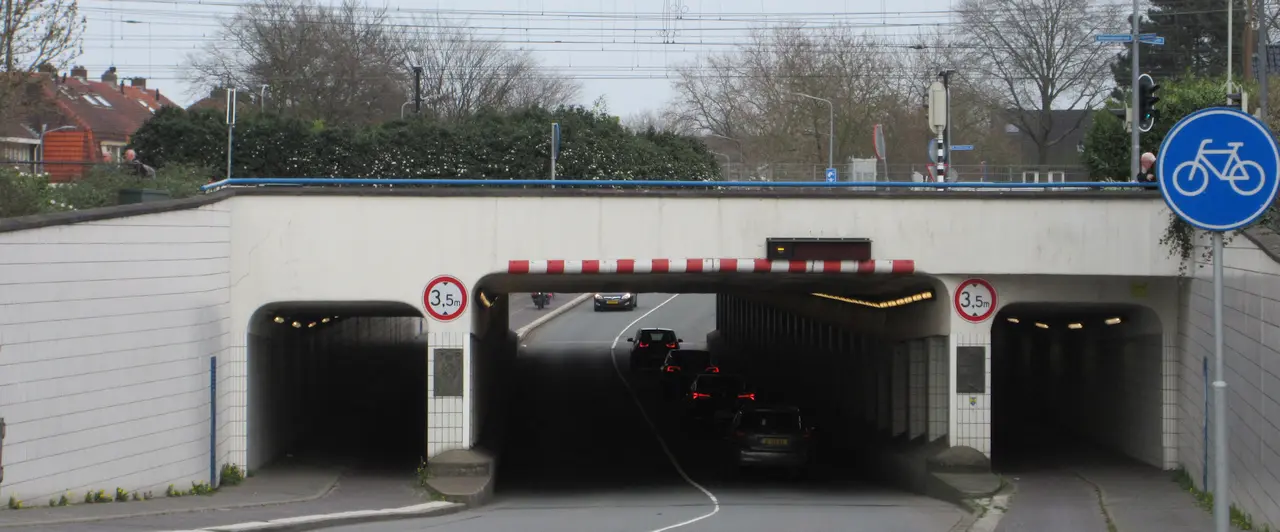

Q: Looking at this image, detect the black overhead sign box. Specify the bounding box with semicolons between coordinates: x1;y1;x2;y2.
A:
766;238;872;261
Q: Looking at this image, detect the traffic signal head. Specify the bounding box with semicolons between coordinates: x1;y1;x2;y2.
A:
1137;74;1159;132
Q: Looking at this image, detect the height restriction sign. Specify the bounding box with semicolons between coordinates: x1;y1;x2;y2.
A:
423;275;468;322
954;278;997;323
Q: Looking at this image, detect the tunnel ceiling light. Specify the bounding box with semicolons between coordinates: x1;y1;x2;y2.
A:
1007;317;1020;324
1068;323;1083;329
291;321;302;328
811;291;935;309
308;322;317;328
273;316;285;324
1105;317;1122;325
1034;322;1049;329
321;317;330;323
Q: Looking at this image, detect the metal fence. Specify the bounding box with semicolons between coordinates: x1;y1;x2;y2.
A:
715;162;1093;183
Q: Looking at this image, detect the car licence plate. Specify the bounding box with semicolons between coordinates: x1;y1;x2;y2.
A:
607;300;619;304
762;437;789;446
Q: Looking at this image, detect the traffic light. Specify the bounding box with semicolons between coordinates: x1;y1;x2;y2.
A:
1137;74;1159;132
1227;91;1249;113
1108;106;1132;131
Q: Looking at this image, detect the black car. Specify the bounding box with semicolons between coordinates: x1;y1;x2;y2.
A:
727;405;813;474
627;328;681;371
684;373;755;424
659;349;719;396
594;292;637;311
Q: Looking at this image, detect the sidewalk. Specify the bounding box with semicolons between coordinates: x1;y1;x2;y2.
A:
0;463;460;531
994;447;1241;532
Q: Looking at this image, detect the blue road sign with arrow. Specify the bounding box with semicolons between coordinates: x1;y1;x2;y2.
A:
825;167;838;182
1139;34;1165;45
951;145;974;151
1157;107;1280;231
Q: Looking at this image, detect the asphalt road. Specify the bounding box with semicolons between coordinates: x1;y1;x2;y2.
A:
327;292;966;532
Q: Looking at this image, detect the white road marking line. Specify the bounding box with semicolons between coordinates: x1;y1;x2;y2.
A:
608;294;721;532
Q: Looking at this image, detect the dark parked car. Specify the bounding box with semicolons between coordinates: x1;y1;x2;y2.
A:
627;328;681;371
727;405;813;475
594;292;637;311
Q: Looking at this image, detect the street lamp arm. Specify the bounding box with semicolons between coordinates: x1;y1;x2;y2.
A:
787;92;835;169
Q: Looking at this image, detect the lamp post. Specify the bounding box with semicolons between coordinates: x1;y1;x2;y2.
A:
789;91;835;170
37;125;76;175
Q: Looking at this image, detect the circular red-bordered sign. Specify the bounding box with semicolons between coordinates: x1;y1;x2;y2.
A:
423;275;468;322
954;278;997;323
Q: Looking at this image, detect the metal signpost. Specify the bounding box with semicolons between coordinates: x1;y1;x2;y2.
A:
550;122;560;179
1157;107;1280;532
873;124;887;180
225;89;237;181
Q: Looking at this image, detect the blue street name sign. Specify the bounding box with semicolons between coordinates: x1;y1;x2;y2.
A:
1140;35;1165;45
825;167;838;182
1157;107;1280;231
1096;33;1133;43
951;145;974;151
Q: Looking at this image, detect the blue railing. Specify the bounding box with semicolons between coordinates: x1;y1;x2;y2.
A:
200;177;1160;192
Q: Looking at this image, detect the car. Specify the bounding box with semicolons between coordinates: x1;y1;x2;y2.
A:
627;328;681;371
727;405;813;475
659;349;719;396
683;373;756;425
594;292;637;311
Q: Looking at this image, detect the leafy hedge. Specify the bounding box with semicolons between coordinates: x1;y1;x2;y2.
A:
0;164;211;219
129;105;719;181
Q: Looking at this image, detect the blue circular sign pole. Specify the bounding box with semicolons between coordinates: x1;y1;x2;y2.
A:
1157;107;1280;532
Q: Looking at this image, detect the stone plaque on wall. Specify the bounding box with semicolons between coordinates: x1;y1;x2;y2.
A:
956;346;986;394
433;348;463;397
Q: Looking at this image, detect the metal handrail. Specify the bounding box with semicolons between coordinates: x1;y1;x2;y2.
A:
200;177;1159;192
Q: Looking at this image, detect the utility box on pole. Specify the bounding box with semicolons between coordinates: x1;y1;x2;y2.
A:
927;81;948;134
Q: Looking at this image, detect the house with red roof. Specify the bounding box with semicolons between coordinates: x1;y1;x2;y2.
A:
1;64;178;182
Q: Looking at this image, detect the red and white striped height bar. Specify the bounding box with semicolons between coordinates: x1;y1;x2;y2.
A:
507;259;915;275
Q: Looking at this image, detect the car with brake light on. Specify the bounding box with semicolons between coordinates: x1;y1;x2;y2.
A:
594;292;637;311
659;349;719;396
727;405;813;475
684;373;756;425
626;328;682;371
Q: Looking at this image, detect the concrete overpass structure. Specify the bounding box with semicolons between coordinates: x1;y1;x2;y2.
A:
0;183;1276;525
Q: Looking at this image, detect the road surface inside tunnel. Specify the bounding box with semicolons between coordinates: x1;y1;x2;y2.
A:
325;293;966;532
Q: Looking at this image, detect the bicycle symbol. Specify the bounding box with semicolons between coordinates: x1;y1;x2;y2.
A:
1172;138;1268;197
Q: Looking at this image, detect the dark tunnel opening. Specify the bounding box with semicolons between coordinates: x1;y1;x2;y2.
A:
470;273;951;497
990;303;1166;472
247;302;428;472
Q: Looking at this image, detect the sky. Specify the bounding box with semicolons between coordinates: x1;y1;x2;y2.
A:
76;0;955;118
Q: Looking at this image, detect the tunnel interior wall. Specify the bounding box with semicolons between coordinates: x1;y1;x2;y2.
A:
1176;229;1280;528
247;315;425;470
713;290;951;472
470;293;515;453
991;306;1164;468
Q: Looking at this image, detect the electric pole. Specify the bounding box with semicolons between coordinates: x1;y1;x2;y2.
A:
1130;0;1141;182
413;66;423;114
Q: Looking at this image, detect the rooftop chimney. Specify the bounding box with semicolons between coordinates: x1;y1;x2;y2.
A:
70;66;87;80
130;77;146;90
36;63;57;77
101;66;118;85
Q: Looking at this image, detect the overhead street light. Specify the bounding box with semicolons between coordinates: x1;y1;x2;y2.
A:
788;92;835;170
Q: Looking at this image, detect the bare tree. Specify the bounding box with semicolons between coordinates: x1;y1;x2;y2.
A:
399;17;580;120
958;0;1120;164
187;0;406;126
621;106;687;133
0;0;85;120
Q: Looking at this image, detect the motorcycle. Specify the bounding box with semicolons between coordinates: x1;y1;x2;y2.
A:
531;292;550;309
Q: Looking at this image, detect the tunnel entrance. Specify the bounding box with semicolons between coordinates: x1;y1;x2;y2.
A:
247;302;427;472
990;303;1166;471
470;271;949;498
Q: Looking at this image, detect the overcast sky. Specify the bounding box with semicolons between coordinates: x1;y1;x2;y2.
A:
77;0;954;117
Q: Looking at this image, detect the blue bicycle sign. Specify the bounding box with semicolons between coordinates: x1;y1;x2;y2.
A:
1171;139;1267;197
1157;107;1280;232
